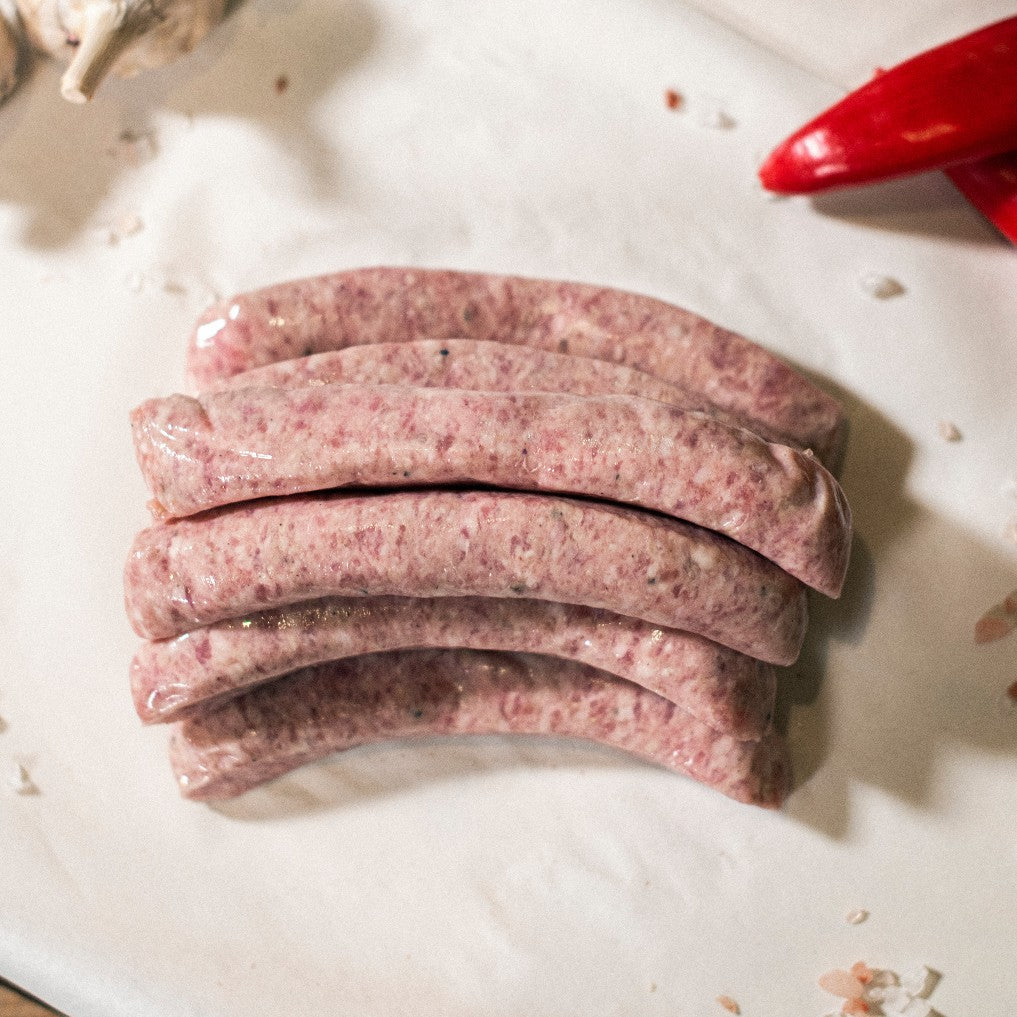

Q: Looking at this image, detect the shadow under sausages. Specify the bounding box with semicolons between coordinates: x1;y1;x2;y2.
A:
0;0;379;249
776;371;1017;839
771;375;917;838
208;735;646;822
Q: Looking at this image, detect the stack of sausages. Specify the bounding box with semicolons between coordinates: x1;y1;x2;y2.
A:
123;268;852;808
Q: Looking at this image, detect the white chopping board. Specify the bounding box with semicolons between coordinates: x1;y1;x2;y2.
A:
0;1;1015;1014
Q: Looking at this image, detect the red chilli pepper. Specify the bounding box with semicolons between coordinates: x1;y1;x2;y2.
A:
947;151;1017;243
758;15;1017;195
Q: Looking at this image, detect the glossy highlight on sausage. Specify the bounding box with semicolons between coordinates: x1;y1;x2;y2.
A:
131;385;851;595
131;595;777;738
168;649;793;807
187;268;847;466
123;489;809;664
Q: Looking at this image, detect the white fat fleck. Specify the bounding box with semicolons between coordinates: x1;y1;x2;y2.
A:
859;272;905;299
720;508;747;531
228;303;241;320
690;544;718;570
8;763;35;795
195;317;227;347
234;449;274;460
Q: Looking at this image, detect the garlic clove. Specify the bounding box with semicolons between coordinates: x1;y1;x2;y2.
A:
60;1;127;103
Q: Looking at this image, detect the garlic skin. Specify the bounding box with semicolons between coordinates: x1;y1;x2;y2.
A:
0;2;24;101
12;0;227;103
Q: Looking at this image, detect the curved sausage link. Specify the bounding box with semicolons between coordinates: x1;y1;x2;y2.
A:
186;268;847;466
131;386;851;595
169;649;793;807
123;489;808;664
131;595;777;739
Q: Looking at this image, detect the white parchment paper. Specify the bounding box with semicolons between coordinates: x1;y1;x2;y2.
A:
0;2;1014;1014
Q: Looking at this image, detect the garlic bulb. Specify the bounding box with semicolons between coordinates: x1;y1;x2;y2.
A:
2;0;226;104
0;3;23;101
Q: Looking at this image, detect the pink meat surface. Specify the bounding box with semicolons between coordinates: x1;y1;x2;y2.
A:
123;489;808;664
168;649;793;807
131;595;777;738
186;268;847;466
212;339;809;453
131;386;851;596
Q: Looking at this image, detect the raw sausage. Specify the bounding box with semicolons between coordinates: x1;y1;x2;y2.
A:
168;649;793;807
131;595;777;738
212;339;804;450
186;268;847;466
131;385;851;595
123;489;808;664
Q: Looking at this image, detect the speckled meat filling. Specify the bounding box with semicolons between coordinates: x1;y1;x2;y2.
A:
131;385;850;595
131;595;776;739
186;268;847;466
123;489;808;664
211;339;811;454
168;649;793;807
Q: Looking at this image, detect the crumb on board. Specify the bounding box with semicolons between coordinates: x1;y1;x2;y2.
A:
819;962;940;1017
664;88;682;110
117;212;143;238
111;128;157;167
275;74;289;95
8;763;36;795
846;908;869;925
716;994;740;1014
819;970;865;999
859;273;905;299
698;106;735;130
841;1000;869;1015
850;962;874;985
974;591;1017;643
937;420;961;442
